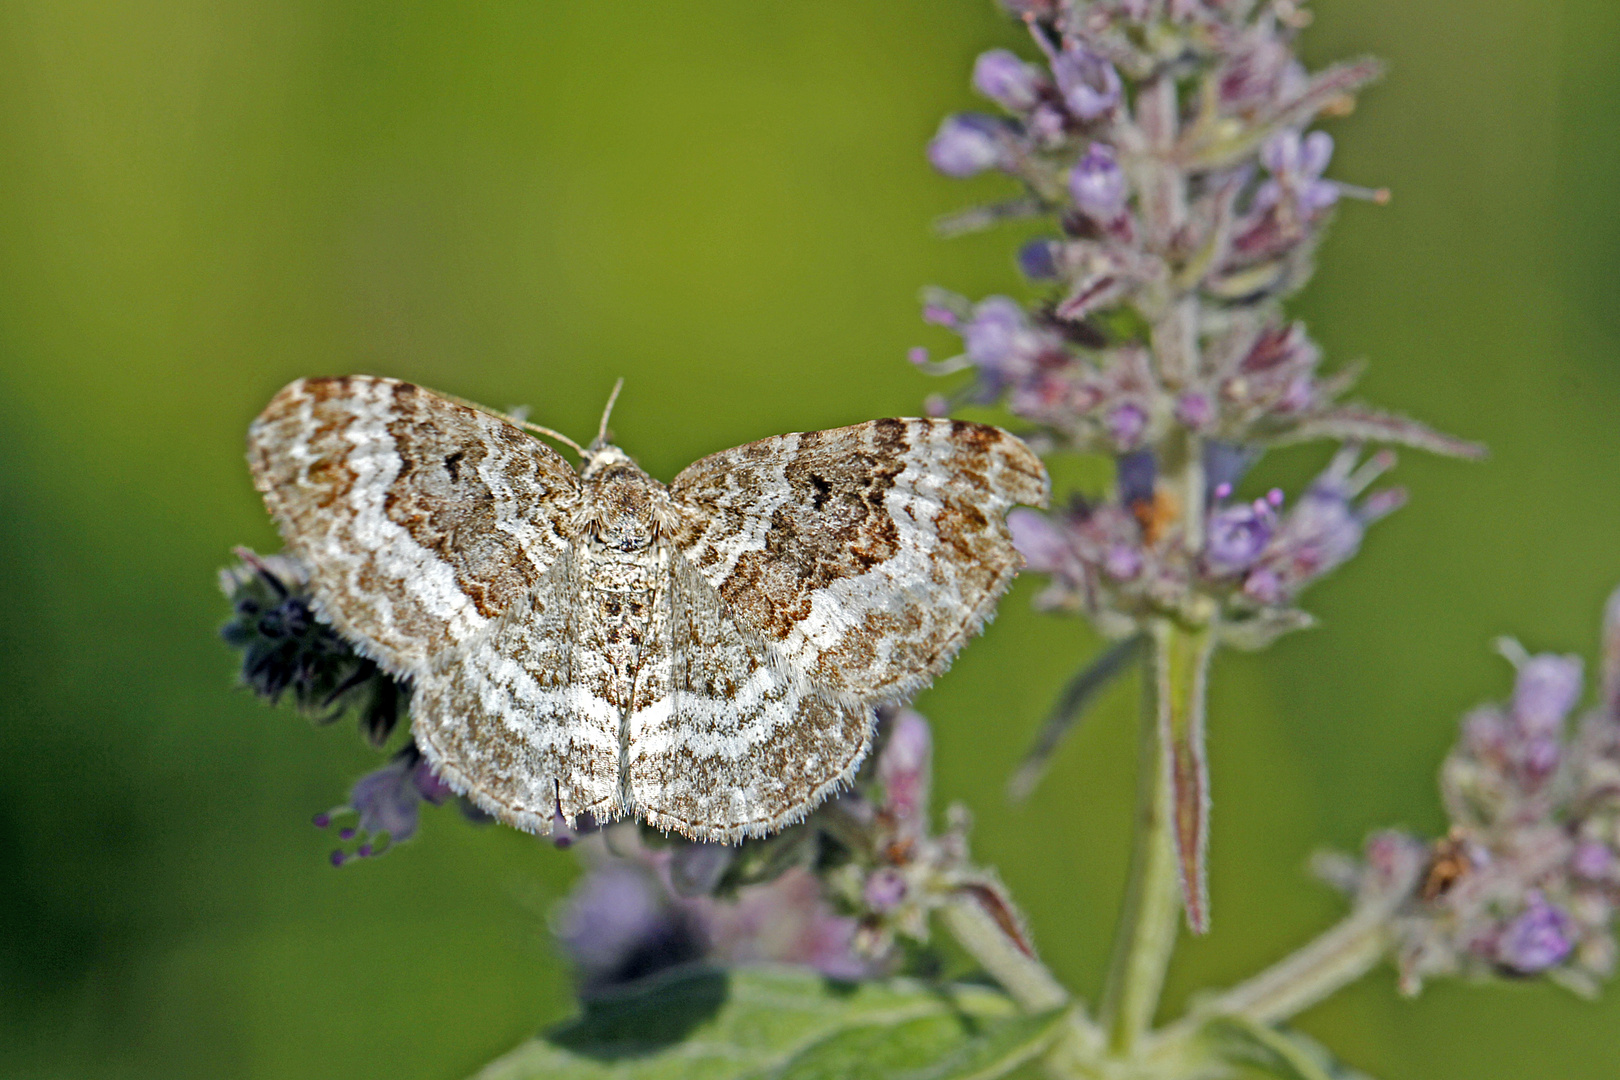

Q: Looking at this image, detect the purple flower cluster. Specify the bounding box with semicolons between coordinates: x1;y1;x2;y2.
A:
1007;444;1403;647
1327;596;1620;996
909;1;1483;669
912;4;1467;464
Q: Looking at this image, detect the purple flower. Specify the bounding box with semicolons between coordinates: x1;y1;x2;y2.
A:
1050;43;1121;121
1009;509;1071;574
1512;654;1583;737
1496;895;1576;974
1243;447;1403;603
1070;143;1128;221
1017;238;1060;280
1256;130;1340;217
876;710;932;844
863;868;909;912
928;114;1007;178
962;296;1044;382
553;863;703;992
1175;392;1213;429
1572;841;1615;881
1204;495;1279;576
1106;402;1147;448
1103;544;1143;581
973;49;1041;112
316;752;455;865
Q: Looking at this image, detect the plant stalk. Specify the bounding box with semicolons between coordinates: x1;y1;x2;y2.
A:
941;894;1072;1014
1098;625;1186;1055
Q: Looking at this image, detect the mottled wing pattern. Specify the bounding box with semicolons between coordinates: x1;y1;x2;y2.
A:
627;551;872;842
668;418;1049;703
411;550;622;830
247;376;582;675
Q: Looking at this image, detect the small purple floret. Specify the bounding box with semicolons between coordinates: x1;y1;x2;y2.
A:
1572;841;1615;881
1205;501;1276;576
1107;403;1147;448
1512;654;1583;737
928;115;1005;178
972;49;1040;112
863;868;909;912
1496;895;1575;974
1051;44;1121;121
1070;143;1127;222
1017;239;1059;280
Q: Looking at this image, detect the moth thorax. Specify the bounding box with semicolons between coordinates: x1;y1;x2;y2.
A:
584;452;662;552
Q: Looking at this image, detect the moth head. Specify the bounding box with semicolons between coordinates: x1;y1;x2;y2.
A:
579;443;637;479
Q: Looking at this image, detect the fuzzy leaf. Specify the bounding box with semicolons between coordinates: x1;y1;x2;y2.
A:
473;965;1061;1080
1269;404;1485;459
1152;623;1217;934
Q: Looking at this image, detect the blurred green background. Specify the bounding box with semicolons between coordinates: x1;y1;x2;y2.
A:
2;1;1618;1077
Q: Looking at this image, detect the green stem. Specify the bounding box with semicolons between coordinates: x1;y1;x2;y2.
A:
941;895;1072;1014
1098;626;1185;1055
1202;902;1396;1025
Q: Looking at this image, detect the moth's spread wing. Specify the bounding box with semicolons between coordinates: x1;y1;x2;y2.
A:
248;375;582;675
627;550;871;842
412;550;622;831
668;418;1049;702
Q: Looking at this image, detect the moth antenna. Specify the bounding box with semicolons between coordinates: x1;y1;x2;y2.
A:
515;420;587;458
595;378;625;447
436;389;588;457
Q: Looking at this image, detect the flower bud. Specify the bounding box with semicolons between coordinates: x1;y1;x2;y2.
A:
927;115;1006;177
972;49;1041;112
1070;143;1128;221
1051;44;1121;121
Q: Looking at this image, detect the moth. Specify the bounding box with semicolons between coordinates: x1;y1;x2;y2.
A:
248;375;1048;843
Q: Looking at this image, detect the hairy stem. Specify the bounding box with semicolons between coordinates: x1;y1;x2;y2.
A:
1204;902;1397;1025
1098;627;1186;1055
941;894;1072;1014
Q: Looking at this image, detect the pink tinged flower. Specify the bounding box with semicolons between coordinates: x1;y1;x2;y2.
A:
972;49;1041;112
876;710;932;843
863;868;909;912
554;864;702;991
1106;402;1147;448
1050;43;1121;121
412;759;454;804
1103;544;1143;581
1242;566;1283;605
1216;36;1294;113
1175;392;1213;429
928;115;1007;177
1009;509;1070;574
1572;841;1615;881
1496;895;1576;974
1069;143;1128;221
1512;654;1583;737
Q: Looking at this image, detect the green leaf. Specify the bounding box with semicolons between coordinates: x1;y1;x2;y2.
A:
1202;1015;1378;1080
474;965;1067;1080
